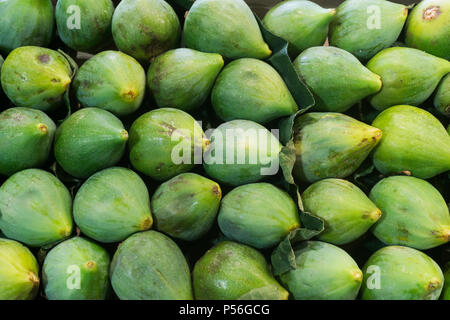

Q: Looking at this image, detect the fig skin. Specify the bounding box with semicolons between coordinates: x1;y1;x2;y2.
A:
371;105;450;179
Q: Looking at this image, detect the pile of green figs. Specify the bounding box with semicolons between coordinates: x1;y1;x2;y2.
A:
0;0;449;301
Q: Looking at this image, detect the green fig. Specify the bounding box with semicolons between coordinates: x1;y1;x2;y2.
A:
1;46;72;112
74;167;153;243
193;241;289;300
212;58;298;123
361;246;444;300
0;0;54;55
370;176;450;250
0;169;73;247
442;263;450;300
112;0;181;62
184;0;272;60
55;0;114;53
54;108;128;179
129;108;208;181
218;183;300;249
110;230;193;300
0;238;40;300
329;0;408;61
0;107;56;176
147;48;224;112
151;173;221;241
74;51;146;117
291;113;382;183
303;179;381;245
263;0;335;57
434;74;450;117
0;54;4;99
367;47;450;111
405;0;450;60
42;237;110;300
279;241;363;300
203;120;282;186
293;46;382;112
0;55;3;100
372;105;450;178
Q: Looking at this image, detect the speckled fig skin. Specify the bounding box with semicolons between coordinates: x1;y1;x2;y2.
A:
1;46;72;112
367;47;450;111
434;74;450;118
42;237;110;300
0;0;54;55
184;0;272;60
293;46;382;112
263;0;335;57
110;231;193;300
329;0;408;61
74;51;146;117
361;246;444;300
0;107;56;176
212;58;298;124
0;169;73;247
151;173;221;241
292;113;382;183
218;183;300;249
56;0;114;53
74;167;153;243
405;0;450;60
0;238;40;300
279;241;363;300
54;108;128;179
302;179;381;245
370;176;450;250
193;241;289;300
147;48;224;112
372;105;450;179
129;108;208;181
112;0;181;62
203;120;282;186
